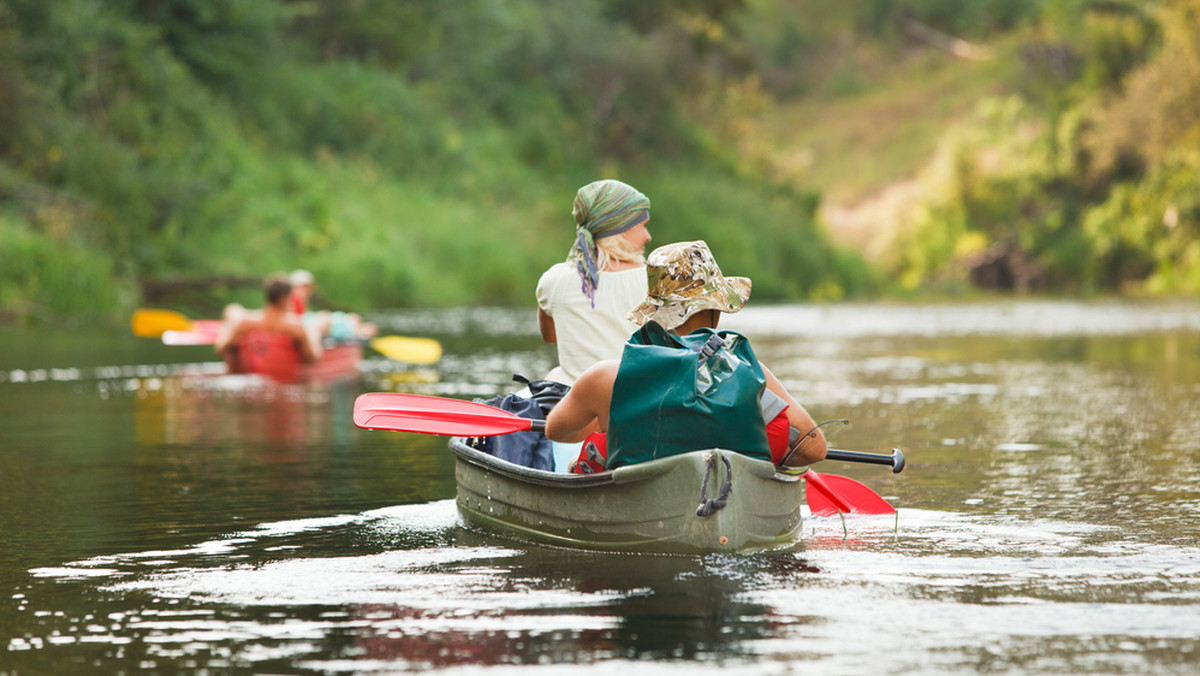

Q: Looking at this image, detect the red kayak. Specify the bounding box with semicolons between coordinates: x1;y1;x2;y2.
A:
227;330;361;383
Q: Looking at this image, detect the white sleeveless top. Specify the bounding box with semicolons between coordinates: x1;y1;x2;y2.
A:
535;262;647;385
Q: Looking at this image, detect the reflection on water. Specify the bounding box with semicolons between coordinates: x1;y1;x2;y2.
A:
2;300;1200;674
132;374;358;448
14;503;1200;673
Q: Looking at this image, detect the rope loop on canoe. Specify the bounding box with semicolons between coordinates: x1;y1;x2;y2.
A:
696;454;733;517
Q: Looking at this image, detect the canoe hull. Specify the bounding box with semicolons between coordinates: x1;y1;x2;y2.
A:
449;437;804;555
296;342;362;382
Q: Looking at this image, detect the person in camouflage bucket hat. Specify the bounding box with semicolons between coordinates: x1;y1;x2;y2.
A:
546;239;828;472
627;240;752;330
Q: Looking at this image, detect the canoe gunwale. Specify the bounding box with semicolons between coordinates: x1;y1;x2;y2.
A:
448;437;802;488
450;438;618;488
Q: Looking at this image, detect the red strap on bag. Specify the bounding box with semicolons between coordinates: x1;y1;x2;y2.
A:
766;408;791;465
569;432;608;474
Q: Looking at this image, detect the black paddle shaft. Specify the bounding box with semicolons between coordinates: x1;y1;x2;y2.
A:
826;448;905;473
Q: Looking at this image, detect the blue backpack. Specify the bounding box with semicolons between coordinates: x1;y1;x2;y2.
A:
468;375;569;471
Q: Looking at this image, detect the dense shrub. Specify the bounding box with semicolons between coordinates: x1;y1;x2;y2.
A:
0;213;127;321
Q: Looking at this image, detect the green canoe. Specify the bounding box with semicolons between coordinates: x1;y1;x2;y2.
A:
448;437;805;555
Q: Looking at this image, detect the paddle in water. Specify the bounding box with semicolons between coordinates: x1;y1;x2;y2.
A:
353;392;904;515
804;470;896;516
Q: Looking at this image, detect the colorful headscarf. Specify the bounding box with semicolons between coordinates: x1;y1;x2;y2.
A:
569;180;651;306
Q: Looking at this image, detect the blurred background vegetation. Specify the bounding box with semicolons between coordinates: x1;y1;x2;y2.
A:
1;0;1197;324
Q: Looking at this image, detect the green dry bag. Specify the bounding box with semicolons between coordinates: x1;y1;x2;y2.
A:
606;321;771;468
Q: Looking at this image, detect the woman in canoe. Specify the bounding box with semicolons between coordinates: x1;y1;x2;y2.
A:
545;240;828;471
536;179;653;385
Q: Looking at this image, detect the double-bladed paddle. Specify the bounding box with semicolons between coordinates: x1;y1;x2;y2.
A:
131;309;194;337
131;309;223;345
132;309;443;364
368;335;443;365
354;392;903;515
162;321;224;345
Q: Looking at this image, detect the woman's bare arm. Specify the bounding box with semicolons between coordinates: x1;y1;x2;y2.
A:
537;307;557;344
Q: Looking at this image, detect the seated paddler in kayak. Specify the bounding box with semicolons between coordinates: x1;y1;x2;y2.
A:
288;268;378;343
544;240;828;472
214;274;322;373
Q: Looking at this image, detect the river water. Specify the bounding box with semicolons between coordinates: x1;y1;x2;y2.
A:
2;300;1198;675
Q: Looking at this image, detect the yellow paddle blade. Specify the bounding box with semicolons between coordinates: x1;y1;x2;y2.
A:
369;336;443;365
131;309;193;337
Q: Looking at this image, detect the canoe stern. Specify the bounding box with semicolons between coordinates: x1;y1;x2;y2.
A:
451;439;804;555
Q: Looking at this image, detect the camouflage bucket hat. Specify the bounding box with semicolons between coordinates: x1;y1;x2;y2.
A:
627;241;752;330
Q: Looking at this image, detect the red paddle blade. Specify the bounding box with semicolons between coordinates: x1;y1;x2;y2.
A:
353;393;534;437
805;470;895;516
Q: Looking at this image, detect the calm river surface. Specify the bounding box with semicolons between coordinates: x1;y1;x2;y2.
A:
2;300;1199;675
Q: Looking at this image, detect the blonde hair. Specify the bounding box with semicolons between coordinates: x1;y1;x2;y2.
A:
596;233;646;271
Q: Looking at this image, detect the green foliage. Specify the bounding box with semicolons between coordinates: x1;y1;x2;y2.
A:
1017;1;1157;118
883;97;1058;288
879;1;1200;296
898;0;1044;37
602;0;747;33
2;0;1199;324
286;0;701;162
0;212;127;321
0;0;877;323
646;168;873;299
1083;0;1200;174
117;0;288;103
1083;152;1200;293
